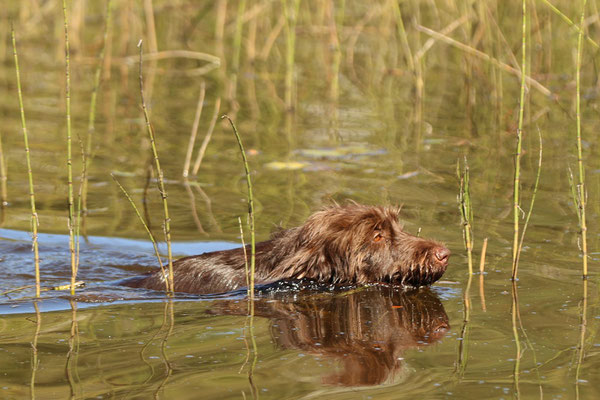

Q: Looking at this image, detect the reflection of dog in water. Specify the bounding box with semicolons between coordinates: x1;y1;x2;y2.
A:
211;285;449;386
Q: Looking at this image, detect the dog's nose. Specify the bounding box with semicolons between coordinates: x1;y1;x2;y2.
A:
434;246;451;266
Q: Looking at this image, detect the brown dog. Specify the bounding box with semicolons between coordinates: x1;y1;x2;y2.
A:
125;203;450;294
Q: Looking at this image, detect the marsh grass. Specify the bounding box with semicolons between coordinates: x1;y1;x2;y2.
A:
111;174;168;291
81;0;113;228
138;40;174;294
511;0;528;281
573;0;589;278
514;130;543;272
192;98;221;175
222;115;256;304
183;82;206;178
283;0;301;111
0;131;6;209
457;157;473;275
11;26;40;298
62;0;78;295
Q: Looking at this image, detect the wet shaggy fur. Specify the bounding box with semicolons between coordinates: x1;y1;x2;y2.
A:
124;203;450;294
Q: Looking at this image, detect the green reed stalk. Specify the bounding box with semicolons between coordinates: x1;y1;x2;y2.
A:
232;0;246;73
111;174;168;291
81;0;112;219
512;0;527;280
192;98;221;175
182;82;205;178
540;0;598;49
62;0;77;295
457;157;473;275
515;130;542;272
138;41;174;294
12;26;41;298
574;0;589;278
0;131;7;208
283;0;301;111
391;0;414;71
238;216;250;291
230;0;246;99
222;115;255;302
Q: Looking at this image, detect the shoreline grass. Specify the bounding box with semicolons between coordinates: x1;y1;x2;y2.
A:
11;25;41;298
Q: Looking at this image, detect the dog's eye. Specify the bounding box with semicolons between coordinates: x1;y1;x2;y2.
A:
373;232;383;242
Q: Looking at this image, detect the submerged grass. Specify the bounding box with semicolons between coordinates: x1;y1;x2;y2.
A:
12;26;41;298
138;40;174;294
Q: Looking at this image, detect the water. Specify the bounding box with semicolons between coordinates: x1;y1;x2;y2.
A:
1;1;600;398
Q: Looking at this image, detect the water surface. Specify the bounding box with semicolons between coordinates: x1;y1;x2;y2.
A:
1;1;600;398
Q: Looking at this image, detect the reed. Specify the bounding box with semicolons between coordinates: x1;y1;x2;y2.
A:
479;238;488;274
514;130;542;273
138;40;174;294
540;0;598;49
192;98;221;175
62;0;77;295
283;0;301;111
511;0;527;280
478;238;488;312
573;0;589;278
230;0;246;102
457;157;473;275
0;131;7;208
222;115;256;302
81;0;113;221
111;174;168;291
12;26;41;298
391;0;414;71
182;82;206;178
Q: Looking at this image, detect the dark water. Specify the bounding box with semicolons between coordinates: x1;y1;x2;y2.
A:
1;1;600;398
